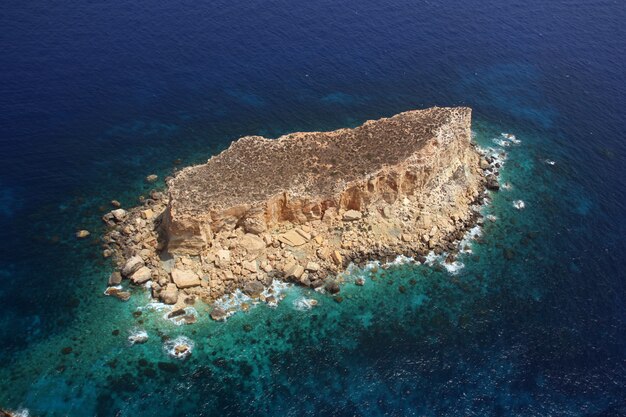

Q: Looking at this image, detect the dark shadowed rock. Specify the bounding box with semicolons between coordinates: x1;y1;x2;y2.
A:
243;281;264;298
210;306;228;321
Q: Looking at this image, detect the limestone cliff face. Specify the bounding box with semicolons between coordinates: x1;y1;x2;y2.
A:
163;107;480;255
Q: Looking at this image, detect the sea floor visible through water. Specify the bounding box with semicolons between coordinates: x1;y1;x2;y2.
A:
2;115;618;417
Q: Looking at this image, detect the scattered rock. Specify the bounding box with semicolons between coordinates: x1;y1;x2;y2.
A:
342;210;362;221
104;286;131;301
216;249;231;263
122;256;144;277
305;261;320;272
285;263;304;280
171;269;201;288
61;346;73;355
76;230;90;239
325;281;340;294
355;277;365;286
108;271;122;286
242;260;257;273
486;177;500;191
129;331;149;344
111;200;121;208
146;174;158;183
175;344;189;355
242;217;267;235
331;250;343;266
168;308;186;318
278;229;308;246
115;291;131;301
130;266;152;285
210;306;228;321
243;281;265;298
111;208;128;222
239;233;266;254
160;283;179;304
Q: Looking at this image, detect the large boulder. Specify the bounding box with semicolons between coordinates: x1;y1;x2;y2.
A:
108;271;122;286
238;233;266;254
121;256;144;277
210;306;228;321
278;229;308;246
325;281;340;294
342;210;362;221
242;281;264;298
130;266;152;285
171;268;201;288
111;208;128;222
160;283;179;304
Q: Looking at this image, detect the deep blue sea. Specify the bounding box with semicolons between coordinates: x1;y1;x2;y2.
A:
1;0;625;415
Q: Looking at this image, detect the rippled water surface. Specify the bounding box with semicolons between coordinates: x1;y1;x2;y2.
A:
1;0;625;416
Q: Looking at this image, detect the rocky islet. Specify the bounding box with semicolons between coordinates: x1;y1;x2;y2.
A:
101;107;500;319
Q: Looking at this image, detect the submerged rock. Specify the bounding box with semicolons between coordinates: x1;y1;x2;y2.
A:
76;229;90;239
128;330;148;345
104;287;131;301
210;306;228;321
325;281;340;294
108;271;122;286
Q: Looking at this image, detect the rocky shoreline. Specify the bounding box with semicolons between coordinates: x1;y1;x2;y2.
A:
101;107;500;320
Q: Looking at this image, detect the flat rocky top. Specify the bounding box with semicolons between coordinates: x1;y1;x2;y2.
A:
168;107;470;214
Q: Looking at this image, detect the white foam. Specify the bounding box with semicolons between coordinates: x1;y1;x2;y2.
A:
486;214;497;222
163;306;198;326
140;302;170;313
164;336;194;359
544;159;556;165
128;329;148;345
501;132;521;144
492;138;510;147
501;182;513;190
103;285;122;296
443;260;465;275
389;254;414;265
513;200;526;210
293;297;319;311
214;289;253;317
